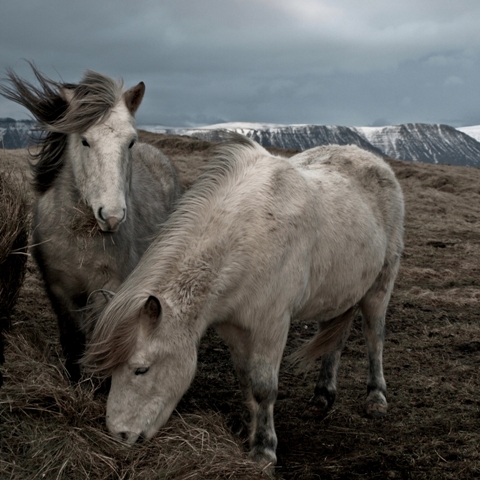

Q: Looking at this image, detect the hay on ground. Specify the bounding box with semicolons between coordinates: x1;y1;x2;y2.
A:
0;332;265;480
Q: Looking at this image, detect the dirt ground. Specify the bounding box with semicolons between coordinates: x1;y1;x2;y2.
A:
1;132;480;479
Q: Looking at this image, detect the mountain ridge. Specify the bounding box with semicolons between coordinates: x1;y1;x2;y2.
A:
142;121;480;167
3;118;480;167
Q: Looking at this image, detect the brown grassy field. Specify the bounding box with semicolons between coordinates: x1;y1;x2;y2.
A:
1;131;479;479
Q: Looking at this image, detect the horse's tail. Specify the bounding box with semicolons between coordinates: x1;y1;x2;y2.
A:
288;305;359;371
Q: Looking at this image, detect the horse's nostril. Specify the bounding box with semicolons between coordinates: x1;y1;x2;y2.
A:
97;207;126;223
98;206;106;222
119;432;129;441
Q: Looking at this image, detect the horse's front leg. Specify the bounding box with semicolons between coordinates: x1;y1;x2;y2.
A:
46;283;86;382
247;351;282;467
57;310;86;382
217;318;289;467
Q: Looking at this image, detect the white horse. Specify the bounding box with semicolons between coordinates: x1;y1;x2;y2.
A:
84;134;404;466
0;65;182;380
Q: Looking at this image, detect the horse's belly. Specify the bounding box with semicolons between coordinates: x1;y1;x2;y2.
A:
294;250;384;322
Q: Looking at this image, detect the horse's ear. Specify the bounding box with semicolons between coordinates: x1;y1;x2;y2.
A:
59;86;75;104
124;82;145;115
142;295;161;323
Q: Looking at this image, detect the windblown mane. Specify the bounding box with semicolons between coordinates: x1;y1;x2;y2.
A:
82;134;267;374
0;63;123;193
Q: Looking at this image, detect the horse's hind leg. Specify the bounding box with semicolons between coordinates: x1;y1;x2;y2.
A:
311;328;350;413
360;259;399;417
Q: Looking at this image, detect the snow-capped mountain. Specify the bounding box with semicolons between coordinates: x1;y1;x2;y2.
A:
160;122;384;156
142;122;480;167
353;123;480;166
457;125;480;143
0;118;36;149
4;117;480;167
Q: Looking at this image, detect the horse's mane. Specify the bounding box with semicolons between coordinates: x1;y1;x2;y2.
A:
0;63;123;193
82;134;269;374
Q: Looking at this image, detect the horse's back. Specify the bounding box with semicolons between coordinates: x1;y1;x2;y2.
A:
291;144;403;250
291;144;401;203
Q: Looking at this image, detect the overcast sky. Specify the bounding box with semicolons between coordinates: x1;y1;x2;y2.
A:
1;0;480;128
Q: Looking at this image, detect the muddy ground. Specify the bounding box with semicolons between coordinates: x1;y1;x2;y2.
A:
1;132;479;479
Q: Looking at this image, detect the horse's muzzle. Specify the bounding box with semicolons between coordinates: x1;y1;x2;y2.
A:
97;207;126;233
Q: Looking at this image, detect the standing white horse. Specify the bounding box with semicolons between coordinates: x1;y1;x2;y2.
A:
0;65;182;381
84;134;404;466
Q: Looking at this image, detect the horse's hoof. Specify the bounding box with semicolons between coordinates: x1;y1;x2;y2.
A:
366;389;387;418
309;386;336;415
249;448;277;474
366;401;388;418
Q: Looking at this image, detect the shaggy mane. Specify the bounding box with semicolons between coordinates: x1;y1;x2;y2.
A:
0;62;123;193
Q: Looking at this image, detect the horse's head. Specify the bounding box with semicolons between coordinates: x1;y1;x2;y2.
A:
105;295;197;444
63;80;145;233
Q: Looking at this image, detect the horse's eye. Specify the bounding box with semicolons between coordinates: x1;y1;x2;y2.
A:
135;367;149;375
81;138;90;147
128;139;136;149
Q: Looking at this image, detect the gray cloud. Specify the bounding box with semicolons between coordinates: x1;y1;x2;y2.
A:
1;0;480;127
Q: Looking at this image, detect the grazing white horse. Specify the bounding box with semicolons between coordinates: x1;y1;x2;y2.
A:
84;134;404;466
0;65;182;380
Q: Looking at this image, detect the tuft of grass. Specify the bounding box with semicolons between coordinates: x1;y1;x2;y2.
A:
69;200;101;238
